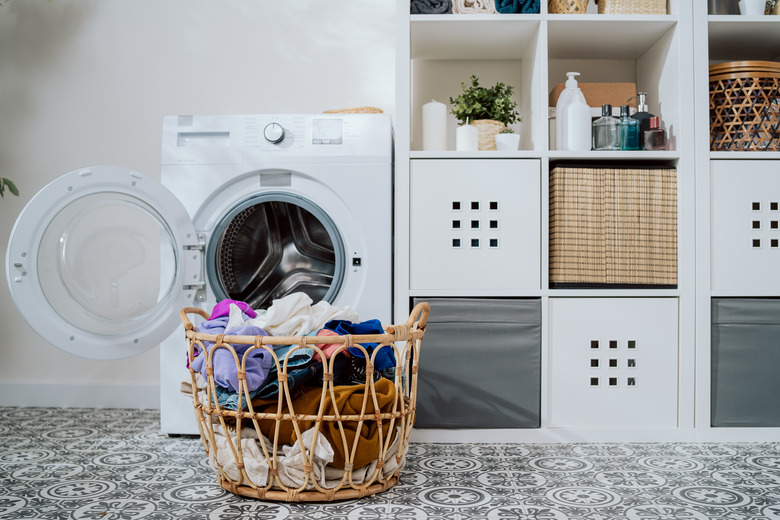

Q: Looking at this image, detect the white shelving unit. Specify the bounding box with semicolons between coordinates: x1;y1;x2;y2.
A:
693;4;780;442
397;1;780;442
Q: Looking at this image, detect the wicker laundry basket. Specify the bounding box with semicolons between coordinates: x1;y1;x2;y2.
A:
549;166;677;288
596;0;666;14
709;61;780;152
549;0;589;13
181;302;430;502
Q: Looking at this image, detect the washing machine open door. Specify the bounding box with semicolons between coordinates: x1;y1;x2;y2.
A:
6;166;201;360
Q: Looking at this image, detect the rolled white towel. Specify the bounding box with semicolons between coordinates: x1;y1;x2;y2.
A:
453;0;497;13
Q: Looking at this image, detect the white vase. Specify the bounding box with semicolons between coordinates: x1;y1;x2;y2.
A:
739;0;765;15
494;133;520;151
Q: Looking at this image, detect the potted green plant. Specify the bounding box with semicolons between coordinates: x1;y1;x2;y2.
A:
449;75;521;150
494;127;520;151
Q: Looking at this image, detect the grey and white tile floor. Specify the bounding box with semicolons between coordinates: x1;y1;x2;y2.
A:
1;407;780;519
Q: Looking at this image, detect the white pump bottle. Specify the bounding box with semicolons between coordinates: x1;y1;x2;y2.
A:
555;72;587;151
566;88;592;151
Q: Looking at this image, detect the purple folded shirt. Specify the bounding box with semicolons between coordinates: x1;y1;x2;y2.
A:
190;320;273;393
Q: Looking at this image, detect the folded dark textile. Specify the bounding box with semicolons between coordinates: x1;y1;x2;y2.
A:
411;0;452;14
496;0;539;13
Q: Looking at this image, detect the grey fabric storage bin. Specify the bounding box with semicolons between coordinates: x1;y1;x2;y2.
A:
712;298;780;427
412;298;541;428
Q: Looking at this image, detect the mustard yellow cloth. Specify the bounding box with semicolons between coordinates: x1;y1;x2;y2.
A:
251;378;398;469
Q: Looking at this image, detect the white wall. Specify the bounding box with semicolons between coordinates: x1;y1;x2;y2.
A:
0;0;396;408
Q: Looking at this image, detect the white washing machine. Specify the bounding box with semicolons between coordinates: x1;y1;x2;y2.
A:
6;113;393;434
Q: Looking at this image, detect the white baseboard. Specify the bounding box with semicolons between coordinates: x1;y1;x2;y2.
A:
0;383;160;409
411;427;698;444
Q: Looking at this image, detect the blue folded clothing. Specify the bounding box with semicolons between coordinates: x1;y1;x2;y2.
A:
324;319;395;371
496;0;539;13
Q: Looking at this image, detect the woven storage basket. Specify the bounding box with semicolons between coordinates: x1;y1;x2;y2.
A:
596;0;666;14
709;61;780;152
549;0;589;13
549;166;677;288
323;107;384;114
181;302;429;502
471;119;505;150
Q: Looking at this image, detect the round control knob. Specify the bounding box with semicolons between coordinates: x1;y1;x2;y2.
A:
263;122;285;144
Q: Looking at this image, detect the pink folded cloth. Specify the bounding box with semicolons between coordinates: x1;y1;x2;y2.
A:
313;329;351;363
210;299;257;320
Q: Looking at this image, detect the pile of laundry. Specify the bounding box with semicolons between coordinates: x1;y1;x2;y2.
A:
180;293;407;489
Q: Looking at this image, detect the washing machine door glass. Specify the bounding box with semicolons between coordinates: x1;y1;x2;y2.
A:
207;192;345;311
6;166;200;359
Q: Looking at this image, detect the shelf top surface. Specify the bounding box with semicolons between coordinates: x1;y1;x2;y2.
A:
707;18;780;61
410;15;678;61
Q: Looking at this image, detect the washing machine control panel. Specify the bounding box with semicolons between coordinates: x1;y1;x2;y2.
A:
162;114;391;164
311;118;343;145
263;122;285;144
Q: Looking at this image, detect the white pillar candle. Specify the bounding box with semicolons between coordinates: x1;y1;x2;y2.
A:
422;100;447;151
455;122;478;151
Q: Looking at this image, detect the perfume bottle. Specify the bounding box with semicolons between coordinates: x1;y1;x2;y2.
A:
592;104;620;151
643;116;666;151
631;92;656;137
618;105;640;150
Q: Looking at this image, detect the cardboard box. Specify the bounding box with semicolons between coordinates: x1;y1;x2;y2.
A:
549;82;637;109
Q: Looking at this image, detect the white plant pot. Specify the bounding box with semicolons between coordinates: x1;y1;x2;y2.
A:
494;133;520;151
455;123;479;152
739;0;765;15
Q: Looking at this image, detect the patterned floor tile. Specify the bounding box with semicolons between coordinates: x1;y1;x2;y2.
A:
0;407;779;519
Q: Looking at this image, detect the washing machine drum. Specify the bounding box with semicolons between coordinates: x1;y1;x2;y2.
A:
208;193;345;311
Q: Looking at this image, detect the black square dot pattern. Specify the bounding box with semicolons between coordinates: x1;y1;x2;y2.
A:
587;339;639;389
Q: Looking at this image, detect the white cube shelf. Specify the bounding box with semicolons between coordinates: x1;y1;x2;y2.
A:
711;160;780;293
548;298;679;429
410;159;541;291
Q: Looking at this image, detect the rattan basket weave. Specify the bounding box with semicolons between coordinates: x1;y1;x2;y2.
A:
323;107;384;114
709;61;780;152
549;166;677;288
471;119;505;150
549;0;589;13
596;0;666;14
181;302;430;502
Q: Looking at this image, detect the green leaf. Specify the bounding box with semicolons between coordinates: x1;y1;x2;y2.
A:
1;178;19;197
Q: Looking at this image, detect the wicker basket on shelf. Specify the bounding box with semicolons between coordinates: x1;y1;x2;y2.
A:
596;0;666;14
471;119;505;151
181;302;430;502
549;166;677;288
549;0;589;13
709;61;780;152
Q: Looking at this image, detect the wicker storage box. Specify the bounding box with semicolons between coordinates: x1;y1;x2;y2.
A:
709;61;780;152
549;0;589;13
549;166;677;288
181;303;429;502
596;0;666;14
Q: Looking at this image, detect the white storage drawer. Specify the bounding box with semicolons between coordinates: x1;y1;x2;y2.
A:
410;159;541;291
711;160;780;292
548;298;679;429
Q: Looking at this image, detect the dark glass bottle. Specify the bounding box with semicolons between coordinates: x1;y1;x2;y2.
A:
643;116;666;151
631;92;656;138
